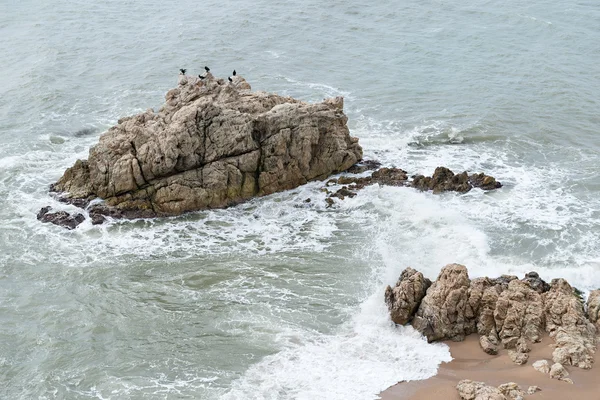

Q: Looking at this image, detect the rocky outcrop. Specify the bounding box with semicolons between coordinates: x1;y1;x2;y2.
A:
456;380;506;400
494;280;544;349
543;279;596;369
385;267;431;325
411;264;475;342
48;73;362;220
411;167;501;194
386;265;597;369
588;290;600;331
324;165;502;206
37;206;85;230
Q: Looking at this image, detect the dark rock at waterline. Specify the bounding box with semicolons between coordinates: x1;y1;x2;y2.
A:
345;159;382;174
37;206;85;230
469;172;503;191
522;271;551;293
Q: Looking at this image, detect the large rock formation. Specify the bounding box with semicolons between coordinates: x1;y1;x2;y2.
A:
587;290;600;331
50;73;362;219
385;264;597;369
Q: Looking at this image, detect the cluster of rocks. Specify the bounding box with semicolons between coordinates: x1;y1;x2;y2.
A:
456;380;540;400
385;264;597;371
323;165;501;206
41;74;363;229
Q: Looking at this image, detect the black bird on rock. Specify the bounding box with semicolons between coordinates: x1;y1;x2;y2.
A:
228;77;233;82
204;66;210;72
180;68;186;75
233;70;236;76
198;74;205;80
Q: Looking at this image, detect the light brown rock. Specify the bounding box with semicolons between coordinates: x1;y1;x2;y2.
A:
456;379;507;400
51;76;362;217
494;280;544;349
526;386;541;395
384;267;432;325
586;290;600;331
497;382;525;400
508;350;529;365
544;279;596;369
479;334;499;355
412;264;475;342
532;359;550;374
549;362;569;380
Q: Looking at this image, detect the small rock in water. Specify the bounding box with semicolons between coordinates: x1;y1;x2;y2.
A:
37;207;85;230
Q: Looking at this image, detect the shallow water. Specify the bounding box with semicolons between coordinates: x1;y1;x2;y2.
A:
1;1;599;399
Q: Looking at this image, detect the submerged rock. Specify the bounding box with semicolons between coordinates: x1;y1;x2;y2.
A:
411;167;501;194
37;206;85;230
49;74;362;219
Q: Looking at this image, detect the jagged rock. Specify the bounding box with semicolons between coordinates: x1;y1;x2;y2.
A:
494;280;544;349
385;267;432;325
479;334;499;355
345;159;381;174
549;363;569;381
508;350;529;365
469;173;502;190
411;167;472;194
412;264;475;342
521;271;550;293
515;337;530;353
456;379;506;400
544;278;596;369
49;76;362;219
532;359;550;374
497;382;525;400
526;386;541;395
36;206;85;230
586;290;600;331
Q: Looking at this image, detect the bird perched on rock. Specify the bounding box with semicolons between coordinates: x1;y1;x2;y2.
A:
232;70;236;76
228;70;236;83
228;76;233;82
204;66;210;72
179;68;186;75
198;74;205;80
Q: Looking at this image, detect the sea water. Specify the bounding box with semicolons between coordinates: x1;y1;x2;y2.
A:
0;0;599;398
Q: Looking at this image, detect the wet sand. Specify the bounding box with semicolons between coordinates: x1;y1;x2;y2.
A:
379;334;600;399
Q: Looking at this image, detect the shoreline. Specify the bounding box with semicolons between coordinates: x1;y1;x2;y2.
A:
379;334;599;399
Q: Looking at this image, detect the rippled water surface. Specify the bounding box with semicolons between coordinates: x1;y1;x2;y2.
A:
1;1;599;399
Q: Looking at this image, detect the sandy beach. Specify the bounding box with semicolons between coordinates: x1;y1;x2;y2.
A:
379;334;600;399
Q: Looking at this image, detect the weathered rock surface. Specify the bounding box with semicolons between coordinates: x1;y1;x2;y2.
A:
456;379;506;400
532;359;550;374
549;362;570;381
412;264;475;342
587;290;600;331
384;267;431;325
36;206;85;230
386;265;598;369
49;74;362;219
411;167;501;194
494;279;544;350
544;279;596;369
324;165;501;206
497;382;525;400
526;386;541;395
